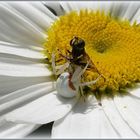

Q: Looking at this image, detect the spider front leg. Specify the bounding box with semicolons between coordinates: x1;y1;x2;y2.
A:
51;52;57;75
80;75;102;86
71;60;103;88
71;61;90;82
51;52;70;76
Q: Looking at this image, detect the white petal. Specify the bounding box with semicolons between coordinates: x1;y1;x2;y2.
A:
0;2;48;46
42;2;64;17
128;84;140;98
5;91;77;124
0;34;50;77
0;75;52;96
114;93;140;137
102;98;138;138
59;2;71;13
0;56;51;77
60;1;133;17
52;96;119;138
0;82;55;115
60;1;107;13
91;1;113;13
3;124;39;138
79;1;113;13
131;6;140;24
110;1;130;18
122;2;140;21
5;2;54;31
0;119;40;138
29;2;57;20
0;82;48;136
0;42;44;59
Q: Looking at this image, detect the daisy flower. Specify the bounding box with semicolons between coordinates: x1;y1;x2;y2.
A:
1;1;140;138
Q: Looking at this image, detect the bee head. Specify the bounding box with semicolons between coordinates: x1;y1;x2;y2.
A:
70;36;85;49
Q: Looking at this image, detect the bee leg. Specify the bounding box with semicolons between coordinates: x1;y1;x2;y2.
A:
59;53;71;61
67;50;72;54
57;49;72;61
77;54;84;60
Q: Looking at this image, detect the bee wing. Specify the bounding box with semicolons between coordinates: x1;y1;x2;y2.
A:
85;53;102;74
84;53;105;80
84;53;95;68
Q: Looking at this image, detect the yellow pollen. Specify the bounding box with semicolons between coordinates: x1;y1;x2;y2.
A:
44;10;140;95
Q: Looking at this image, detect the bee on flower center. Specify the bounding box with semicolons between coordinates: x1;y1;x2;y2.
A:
69;36;86;65
51;36;104;99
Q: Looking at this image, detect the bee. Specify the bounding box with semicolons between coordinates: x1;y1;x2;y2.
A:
51;36;104;98
69;36;86;66
66;36;104;78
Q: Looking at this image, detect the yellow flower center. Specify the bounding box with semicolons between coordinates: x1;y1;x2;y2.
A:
44;10;140;96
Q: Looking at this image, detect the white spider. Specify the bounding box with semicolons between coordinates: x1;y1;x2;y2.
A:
51;52;102;98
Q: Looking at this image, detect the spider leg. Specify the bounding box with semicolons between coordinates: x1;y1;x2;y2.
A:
72;72;85;100
71;66;83;82
71;61;90;82
51;52;57;75
80;75;102;86
51;52;69;75
55;62;69;75
79;85;86;101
